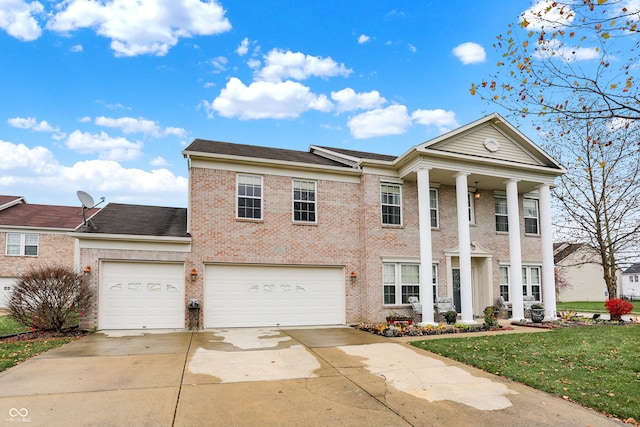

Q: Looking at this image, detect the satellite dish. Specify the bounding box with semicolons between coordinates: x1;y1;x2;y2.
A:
76;190;105;227
77;191;95;208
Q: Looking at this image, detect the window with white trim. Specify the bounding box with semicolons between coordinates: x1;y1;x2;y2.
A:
430;188;439;228
522;266;541;300
237;174;263;219
383;263;437;305
495;196;508;232
381;183;401;225
523;198;539;234
292;179;316;223
499;266;510;301
6;233;38;256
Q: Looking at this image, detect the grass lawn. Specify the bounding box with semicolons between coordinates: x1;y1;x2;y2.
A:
412;326;640;421
556;301;640;315
0;315;78;373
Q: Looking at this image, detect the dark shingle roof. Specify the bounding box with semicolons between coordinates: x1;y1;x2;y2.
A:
78;203;188;237
623;263;640;274
0;203;97;229
554;243;586;263
184;139;352;168
0;195;24;208
315;146;397;162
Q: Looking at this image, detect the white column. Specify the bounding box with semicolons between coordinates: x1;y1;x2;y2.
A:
507;179;525;320
539;184;557;319
417;168;435;324
455;172;474;324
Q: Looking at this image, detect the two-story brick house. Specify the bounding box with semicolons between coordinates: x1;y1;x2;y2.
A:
0;196;98;308
74;113;565;330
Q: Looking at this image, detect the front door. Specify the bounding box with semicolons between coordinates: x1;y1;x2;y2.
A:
452;268;461;312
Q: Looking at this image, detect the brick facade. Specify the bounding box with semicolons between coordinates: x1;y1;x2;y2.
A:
0;231;75;277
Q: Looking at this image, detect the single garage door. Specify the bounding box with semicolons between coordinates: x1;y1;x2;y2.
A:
0;277;16;309
205;265;345;327
100;261;185;329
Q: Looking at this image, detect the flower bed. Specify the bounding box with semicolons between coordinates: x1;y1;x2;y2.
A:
355;322;506;337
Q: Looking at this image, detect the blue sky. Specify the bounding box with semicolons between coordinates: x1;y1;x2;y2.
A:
1;1;539;208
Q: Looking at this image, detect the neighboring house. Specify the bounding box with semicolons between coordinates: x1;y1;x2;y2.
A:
0;196;98;308
621;263;640;300
554;242;621;302
74;113;566;330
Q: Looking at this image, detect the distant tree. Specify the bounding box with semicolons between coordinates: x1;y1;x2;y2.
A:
554;267;572;301
8;265;94;332
546;116;640;298
471;0;640;123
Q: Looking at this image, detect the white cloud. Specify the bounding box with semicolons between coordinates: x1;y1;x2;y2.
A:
534;39;600;62
256;49;352;82
408;43;416;53
358;34;370;44
70;44;83;52
150;156;169;166
94;116;186;137
521;0;575;31
452;42;486;64
0;0;43;41
331;88;386;113
8;116;57;132
78;116;91;123
247;58;261;69
211;56;228;73
65;130;143;161
236;37;249;55
206;77;333;120
411;109;459;133
46;0;232;57
347;105;412;139
0;139;186;206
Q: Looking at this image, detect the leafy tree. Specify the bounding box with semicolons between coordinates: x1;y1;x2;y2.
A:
546;116;640;298
472;0;640;122
8;265;94;332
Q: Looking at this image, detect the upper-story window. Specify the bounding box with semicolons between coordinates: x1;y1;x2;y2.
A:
237;174;263;220
6;233;38;256
495;196;508;232
293;179;316;223
381;183;402;225
523;198;539;234
430;188;439;228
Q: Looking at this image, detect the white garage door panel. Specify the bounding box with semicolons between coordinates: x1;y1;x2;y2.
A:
0;277;17;309
205;265;345;327
101;262;184;330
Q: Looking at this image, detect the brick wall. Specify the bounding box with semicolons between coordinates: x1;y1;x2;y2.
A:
0;231;75;277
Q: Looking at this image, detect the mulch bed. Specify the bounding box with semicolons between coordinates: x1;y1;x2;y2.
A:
1;328;88;343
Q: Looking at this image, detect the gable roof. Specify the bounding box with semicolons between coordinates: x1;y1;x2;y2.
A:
0;201;97;229
77;203;188;237
554;243;588;264
623;263;640;274
0;195;26;211
184;139;353;168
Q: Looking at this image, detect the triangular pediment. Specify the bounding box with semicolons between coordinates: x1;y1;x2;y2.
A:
415;114;562;170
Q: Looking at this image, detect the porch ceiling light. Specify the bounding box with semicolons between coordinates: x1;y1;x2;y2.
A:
474;182;481;200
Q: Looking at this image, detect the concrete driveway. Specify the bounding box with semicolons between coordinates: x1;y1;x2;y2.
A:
0;327;623;426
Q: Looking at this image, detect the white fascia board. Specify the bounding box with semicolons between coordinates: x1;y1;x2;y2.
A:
184;151;362;176
70;232;191;244
72;233;191;252
309;145;363;166
190;158;362;184
0;226;73;234
0;197;26;211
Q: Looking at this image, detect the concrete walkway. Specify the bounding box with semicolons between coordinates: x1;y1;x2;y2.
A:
0;326;623;426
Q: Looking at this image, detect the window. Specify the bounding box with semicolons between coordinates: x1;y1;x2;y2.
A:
468;192;476;224
523;266;541;300
383;262;437;305
237;174;263;219
523;198;539;234
499;266;510;301
383;262;419;305
430;188;439;228
495;196;508;232
381;183;401;225
6;233;38;256
293;179;316;223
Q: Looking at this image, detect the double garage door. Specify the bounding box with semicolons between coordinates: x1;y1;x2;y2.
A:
100;262;184;330
204;265;345;328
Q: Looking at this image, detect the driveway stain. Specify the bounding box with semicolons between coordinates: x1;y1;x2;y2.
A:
338;343;518;411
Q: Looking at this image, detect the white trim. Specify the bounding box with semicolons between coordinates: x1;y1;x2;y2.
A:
236;173;263;220
292;178;318;224
380;182;403;226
